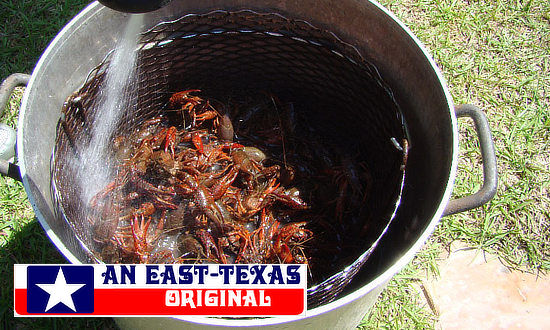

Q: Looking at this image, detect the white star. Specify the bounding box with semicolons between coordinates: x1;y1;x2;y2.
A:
36;267;86;312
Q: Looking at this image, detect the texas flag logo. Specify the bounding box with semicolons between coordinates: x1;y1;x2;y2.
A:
20;265;94;314
15;264;307;317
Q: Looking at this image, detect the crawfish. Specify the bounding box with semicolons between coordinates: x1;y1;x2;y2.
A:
192;101;220;128
224;225;254;263
329;157;371;222
164;126;178;157
210;166;239;200
218;113;234;142
118;202;156;222
272;221;312;263
169;89;202;108
129;176;178;210
131;117;163;143
231;148;280;189
250;208;278;260
177;233;205;261
89;176;127;244
150;149;181;176
176;173;226;231
88;167;128;209
271;186;309;210
196;229;227;263
90;200;121;245
234;177;280;220
129;213;165;263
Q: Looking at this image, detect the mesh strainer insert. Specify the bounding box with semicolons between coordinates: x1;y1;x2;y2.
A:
53;10;407;307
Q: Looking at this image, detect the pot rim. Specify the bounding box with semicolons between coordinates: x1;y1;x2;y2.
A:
17;1;458;326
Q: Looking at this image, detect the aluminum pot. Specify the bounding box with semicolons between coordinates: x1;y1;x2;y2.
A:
1;0;497;328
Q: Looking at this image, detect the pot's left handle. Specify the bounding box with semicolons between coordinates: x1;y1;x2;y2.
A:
0;73;31;182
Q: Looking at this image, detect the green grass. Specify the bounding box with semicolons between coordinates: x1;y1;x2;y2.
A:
362;0;550;327
1;0;549;328
0;0;92;79
1;1;117;327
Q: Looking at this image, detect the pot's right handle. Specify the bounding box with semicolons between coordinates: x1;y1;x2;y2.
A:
443;104;498;216
0;73;30;182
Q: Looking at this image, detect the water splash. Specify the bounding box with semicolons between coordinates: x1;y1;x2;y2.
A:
78;14;143;203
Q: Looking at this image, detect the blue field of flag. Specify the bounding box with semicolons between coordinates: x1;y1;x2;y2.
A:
26;265;94;314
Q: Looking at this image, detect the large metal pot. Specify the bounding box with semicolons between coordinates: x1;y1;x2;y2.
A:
1;0;497;328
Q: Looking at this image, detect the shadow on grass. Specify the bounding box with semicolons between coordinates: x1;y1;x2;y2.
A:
0;219;118;329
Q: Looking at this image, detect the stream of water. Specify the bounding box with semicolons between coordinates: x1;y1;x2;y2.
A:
78;14;143;204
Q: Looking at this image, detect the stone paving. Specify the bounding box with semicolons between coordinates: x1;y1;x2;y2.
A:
420;242;550;329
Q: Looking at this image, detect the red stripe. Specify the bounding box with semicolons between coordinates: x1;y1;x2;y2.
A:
14;289;27;315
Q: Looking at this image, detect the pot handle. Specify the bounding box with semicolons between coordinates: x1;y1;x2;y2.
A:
443;104;498;216
0;73;30;182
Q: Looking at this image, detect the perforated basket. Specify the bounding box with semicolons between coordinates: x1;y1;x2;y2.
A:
53;10;407;307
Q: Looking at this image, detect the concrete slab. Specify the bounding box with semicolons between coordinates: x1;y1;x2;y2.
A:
423;242;550;329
